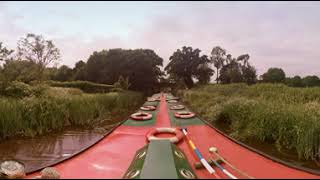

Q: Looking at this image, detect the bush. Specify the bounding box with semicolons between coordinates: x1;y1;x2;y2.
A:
46;80;113;93
3;81;32;98
180;83;320;161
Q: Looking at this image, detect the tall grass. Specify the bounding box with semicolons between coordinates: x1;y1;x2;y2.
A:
178;83;320;161
0;90;143;140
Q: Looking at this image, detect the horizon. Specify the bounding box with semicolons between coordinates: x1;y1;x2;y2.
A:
1;1;320;77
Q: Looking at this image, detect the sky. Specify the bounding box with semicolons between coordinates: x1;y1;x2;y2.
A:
0;1;320;77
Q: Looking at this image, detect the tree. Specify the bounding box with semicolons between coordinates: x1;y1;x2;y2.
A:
52;65;73;82
195;55;214;85
72;60;87;81
237;54;257;84
302;75;320;87
241;63;257;85
165;46;214;88
261;68;286;83
0;42;13;61
113;75;131;90
85;48;163;94
219;55;243;84
17;33;61;79
210;46;226;84
285;76;304;87
1;60;41;83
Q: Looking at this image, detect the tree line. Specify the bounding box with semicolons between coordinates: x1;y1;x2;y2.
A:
0;33;319;94
260;67;320;87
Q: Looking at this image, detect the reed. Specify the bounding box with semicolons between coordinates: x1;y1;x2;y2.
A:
179;83;320;161
0;90;143;140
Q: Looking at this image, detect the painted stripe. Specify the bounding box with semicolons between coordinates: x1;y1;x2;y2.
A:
223;169;238;179
189;141;196;149
200;159;215;174
194;149;203;159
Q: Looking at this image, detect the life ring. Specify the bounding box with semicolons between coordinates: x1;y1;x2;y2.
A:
170;105;185;110
130;112;152;121
170;97;179;100
174;111;195;119
146;128;183;144
147;98;156;102
140;105;156;111
168;100;178;103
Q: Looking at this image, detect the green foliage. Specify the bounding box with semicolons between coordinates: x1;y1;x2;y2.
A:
17;33;60;67
1;81;50;98
113;75;131;90
180;83;320;161
51;65;73;81
261;68;286;83
1;60;42;83
85;48;163;94
73;60;87;81
0;42;14;61
3;81;33;98
165;46;214;88
219;58;243;84
302;75;320;87
46;80;113;93
0;91;143;140
285;76;304;87
210;46;226;84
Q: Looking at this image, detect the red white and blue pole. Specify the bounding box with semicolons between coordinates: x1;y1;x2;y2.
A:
181;128;216;175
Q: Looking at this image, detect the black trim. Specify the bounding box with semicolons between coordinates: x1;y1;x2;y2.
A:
181;102;320;176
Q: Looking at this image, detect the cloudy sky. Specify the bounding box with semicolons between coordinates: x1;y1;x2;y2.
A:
0;1;319;77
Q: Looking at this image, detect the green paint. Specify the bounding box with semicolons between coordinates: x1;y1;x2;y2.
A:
171;142;198;179
143;101;159;107
167;105;204;126
140;140;178;179
122;145;148;179
123;140;197;179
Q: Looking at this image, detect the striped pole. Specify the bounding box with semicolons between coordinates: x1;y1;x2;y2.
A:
181;128;216;175
210;158;237;179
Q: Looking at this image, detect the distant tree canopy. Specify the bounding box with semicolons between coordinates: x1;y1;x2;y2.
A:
302;75;320;87
210;46;226;84
73;60;87;81
85;48;163;93
1;60;41;83
261;68;286;83
0;42;13;61
285;76;304;87
210;46;257;85
17;34;61;68
165;46;214;88
9;34;320;92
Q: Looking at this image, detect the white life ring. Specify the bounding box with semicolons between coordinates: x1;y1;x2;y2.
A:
170;105;185;110
140;105;156;111
174;111;195;119
130;112;152;121
146;128;183;144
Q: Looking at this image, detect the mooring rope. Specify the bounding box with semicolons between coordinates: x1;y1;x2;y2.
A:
209;147;255;179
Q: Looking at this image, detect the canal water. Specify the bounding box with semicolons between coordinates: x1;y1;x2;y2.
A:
0;121;120;173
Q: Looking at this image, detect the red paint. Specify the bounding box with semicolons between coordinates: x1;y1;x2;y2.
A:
27;94;320;179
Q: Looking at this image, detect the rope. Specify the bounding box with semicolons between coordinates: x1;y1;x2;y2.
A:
211;151;255;179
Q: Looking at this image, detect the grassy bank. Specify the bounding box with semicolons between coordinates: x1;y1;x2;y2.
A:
178;83;320;161
0;87;143;140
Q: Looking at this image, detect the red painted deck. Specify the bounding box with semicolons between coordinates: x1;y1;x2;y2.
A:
27;93;320;179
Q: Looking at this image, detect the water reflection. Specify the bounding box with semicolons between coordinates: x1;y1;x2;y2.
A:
0;123;118;173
